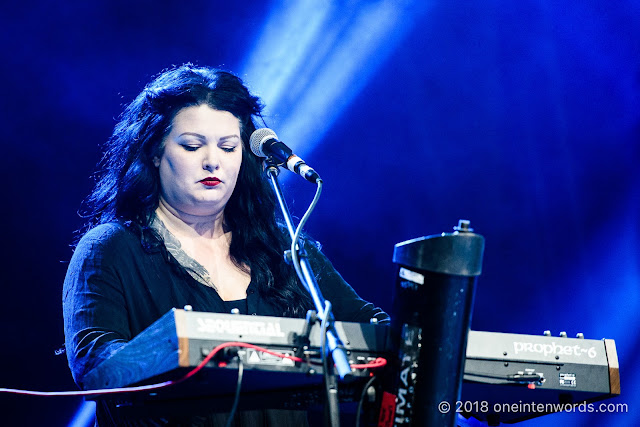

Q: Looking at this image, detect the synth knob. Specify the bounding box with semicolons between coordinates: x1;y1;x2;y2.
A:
559;331;568;338
576;333;585;339
184;305;193;311
231;308;240;315
543;330;551;336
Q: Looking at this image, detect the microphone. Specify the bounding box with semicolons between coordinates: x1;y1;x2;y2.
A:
250;128;321;183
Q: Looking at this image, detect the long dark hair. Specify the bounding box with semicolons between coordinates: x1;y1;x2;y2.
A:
83;64;312;317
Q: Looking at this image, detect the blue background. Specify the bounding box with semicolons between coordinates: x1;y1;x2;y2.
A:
0;1;637;425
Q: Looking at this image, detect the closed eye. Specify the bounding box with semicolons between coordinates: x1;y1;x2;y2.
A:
219;135;240;153
182;145;200;152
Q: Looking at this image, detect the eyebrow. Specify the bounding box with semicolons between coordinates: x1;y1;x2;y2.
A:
178;132;206;140
177;133;241;142
219;135;241;142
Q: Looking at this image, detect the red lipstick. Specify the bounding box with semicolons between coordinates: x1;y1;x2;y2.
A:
199;177;221;187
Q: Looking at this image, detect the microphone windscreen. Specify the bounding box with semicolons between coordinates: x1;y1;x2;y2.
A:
249;128;278;157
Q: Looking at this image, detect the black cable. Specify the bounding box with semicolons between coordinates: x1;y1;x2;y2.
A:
355;375;377;427
224;358;244;427
465;371;543;383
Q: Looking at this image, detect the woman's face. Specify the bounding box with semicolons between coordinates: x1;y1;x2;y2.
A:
155;104;243;218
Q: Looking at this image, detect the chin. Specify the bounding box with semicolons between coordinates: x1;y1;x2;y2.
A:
186;201;227;217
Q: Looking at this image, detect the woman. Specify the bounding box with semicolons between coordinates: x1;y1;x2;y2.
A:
63;64;388;425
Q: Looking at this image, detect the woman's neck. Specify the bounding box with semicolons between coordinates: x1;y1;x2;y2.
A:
155;199;228;240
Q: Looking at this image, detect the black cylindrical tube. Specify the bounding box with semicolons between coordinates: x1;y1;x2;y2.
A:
390;221;484;427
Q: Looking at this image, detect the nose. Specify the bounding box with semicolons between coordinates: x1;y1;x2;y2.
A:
202;145;220;172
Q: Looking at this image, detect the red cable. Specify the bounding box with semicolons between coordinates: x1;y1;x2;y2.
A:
0;342;387;397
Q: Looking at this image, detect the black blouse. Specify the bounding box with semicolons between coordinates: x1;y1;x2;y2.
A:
221;298;249;315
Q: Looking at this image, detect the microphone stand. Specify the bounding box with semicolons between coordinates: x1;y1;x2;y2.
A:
263;161;352;379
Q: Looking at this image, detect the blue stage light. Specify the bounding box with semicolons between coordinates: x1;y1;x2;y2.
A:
240;0;431;159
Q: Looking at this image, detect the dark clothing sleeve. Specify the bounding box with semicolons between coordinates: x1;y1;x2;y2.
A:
305;241;390;324
63;224;134;388
64;223;224;387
